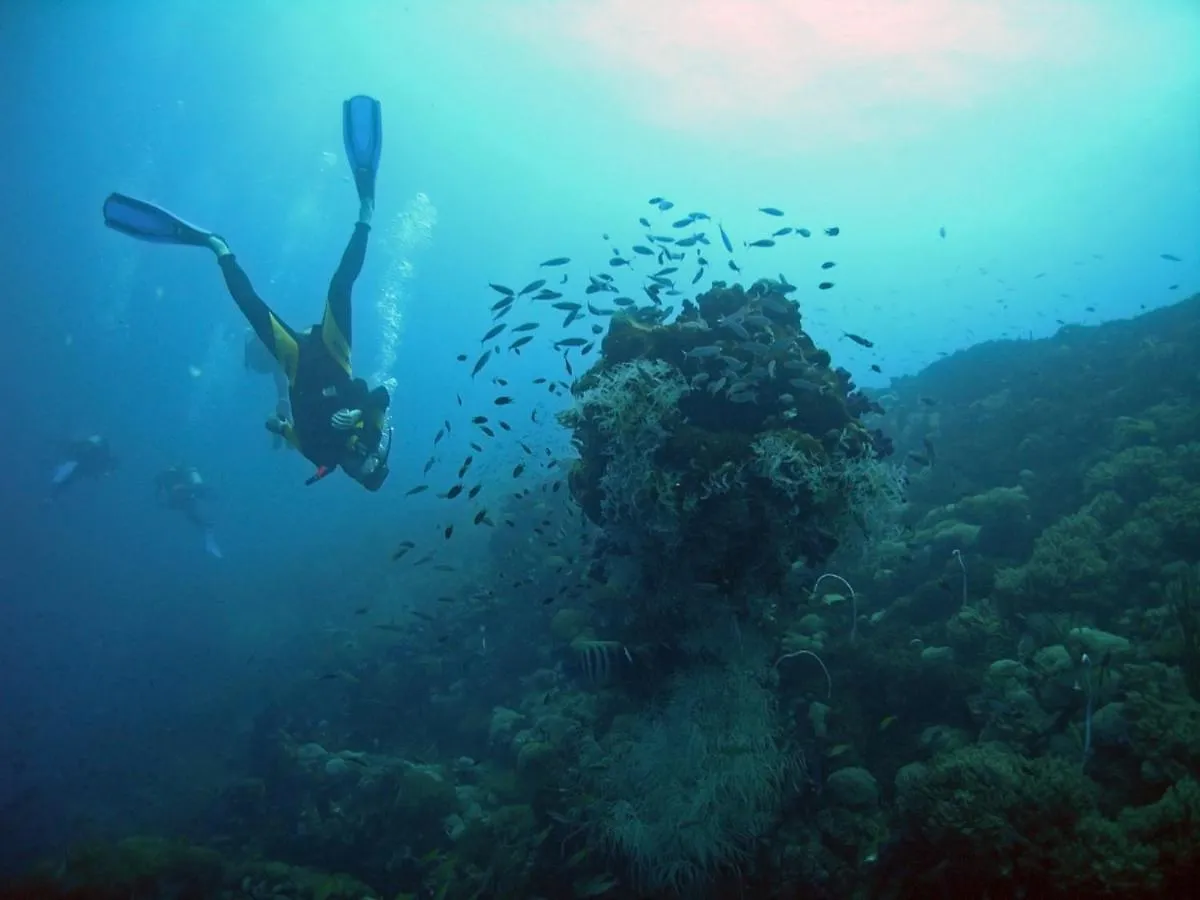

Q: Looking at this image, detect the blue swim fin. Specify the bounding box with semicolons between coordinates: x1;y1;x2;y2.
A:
204;527;223;559
51;460;79;486
102;193;213;246
342;95;382;203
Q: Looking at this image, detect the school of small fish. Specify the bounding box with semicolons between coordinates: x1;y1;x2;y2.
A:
383;199;870;588
376;195;1190;635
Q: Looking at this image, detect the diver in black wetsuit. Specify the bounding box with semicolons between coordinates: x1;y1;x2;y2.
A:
155;465;223;558
101;96;392;492
204;211;391;490
51;434;118;497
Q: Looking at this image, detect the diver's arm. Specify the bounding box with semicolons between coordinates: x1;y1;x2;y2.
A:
272;368;291;415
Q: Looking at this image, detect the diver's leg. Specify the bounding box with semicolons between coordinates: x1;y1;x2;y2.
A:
183;502;210;530
208;238;301;383
320;219;371;375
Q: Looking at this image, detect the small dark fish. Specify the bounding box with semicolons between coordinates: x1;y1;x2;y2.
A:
672;216;695;228
919;396;938;406
729;260;741;272
444;525;454;540
692;267;705;284
746;239;775;248
648;196;663;205
471;415;488;424
922;435;937;464
759;207;785;216
480;323;506;343
471;350;492;378
609;257;630;267
797;228;812;238
870;364;882;373
433;427;445;445
1161;253;1182;262
657;199;674;211
480;425;495;437
489;297;513;312
443;484;463;499
540;257;571;267
512;322;540;332
632;245;655;255
423;456;436;475
509;335;533;351
456;353;468;361
939;226;947;238
824;226;840;236
818;281;834;290
512;463;525;478
494;396;514;405
638;217;651;228
518;279;546;296
718;224;734;253
354;606;369;615
405;484;429;496
473;509;488;525
844;332;874;348
581;341;595;355
468;484;482;499
556;337;589;347
488;283;515;296
820;261;836;270
534;289;563;300
772;227;793;237
551;301;581;311
458;456;474;478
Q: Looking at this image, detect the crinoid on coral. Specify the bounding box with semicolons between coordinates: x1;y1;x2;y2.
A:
559;278;901;600
578;663;791;896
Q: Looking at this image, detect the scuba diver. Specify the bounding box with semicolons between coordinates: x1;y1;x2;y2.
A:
154;464;222;558
51;434;118;498
101;95;392;491
243;327;291;450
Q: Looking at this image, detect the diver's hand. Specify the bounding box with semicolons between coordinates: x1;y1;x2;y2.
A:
331;408;363;431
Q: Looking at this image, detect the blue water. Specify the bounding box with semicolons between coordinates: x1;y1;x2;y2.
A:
1;0;1197;872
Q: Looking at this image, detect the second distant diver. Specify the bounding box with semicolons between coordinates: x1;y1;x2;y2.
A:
101;95;393;491
51;434;118;498
155;464;222;558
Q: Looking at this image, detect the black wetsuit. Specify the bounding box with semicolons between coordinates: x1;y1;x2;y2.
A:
216;223;389;472
154;468;210;529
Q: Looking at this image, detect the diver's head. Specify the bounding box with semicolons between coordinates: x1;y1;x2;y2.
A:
356;461;389;492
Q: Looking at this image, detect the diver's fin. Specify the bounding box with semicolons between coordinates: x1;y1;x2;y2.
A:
342;95;382;203
51;460;79;487
102;193;213;246
204;528;223;559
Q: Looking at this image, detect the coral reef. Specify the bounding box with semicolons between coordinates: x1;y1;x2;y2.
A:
560;279;901;601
